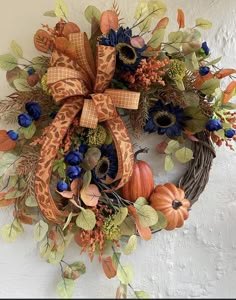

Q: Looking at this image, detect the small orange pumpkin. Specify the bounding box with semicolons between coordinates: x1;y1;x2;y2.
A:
149;183;190;230
120;149;154;202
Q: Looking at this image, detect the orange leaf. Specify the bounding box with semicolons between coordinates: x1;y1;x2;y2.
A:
18;214;33;225
100;10;119;34
34;29;52;53
0;198;16;207
152;17;169;33
70;178;82;197
194;72;213;90
215;68;236;79
74;229;88;247
102;256;117;279
223;81;236;104
80;184;101;206
62;22;80;38
177;9;185;28
57;190;74;199
0;130;16;151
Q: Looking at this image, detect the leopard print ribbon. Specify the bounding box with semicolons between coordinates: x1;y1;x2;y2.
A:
34;32;140;224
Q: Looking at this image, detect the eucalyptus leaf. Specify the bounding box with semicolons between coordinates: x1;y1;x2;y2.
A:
214;129;225;139
120;216;137;236
151;210;168;231
117;264;134;285
123;235;137;255
82;170;92;190
56;278;75;299
195;18;212;29
19;122;36;139
164;140;180;154
134;0;148;20
137;205;158;228
39;238;54;259
164;155;174;172
55;0;68;20
175;147;194;163
134;291;150;298
63;212;73;231
47;243;65;264
43;10;57;17
34;220;49;242
0;53;18;70
113;207;128;226
13;78;31;92
112;252;121;269
148;0;167;19
0;153;17;177
84;5;101;23
200;78;220;95
76;208;96;230
25;195;38;207
148;29;165;48
10;40;23;59
63;261;86;280
134;197;148;210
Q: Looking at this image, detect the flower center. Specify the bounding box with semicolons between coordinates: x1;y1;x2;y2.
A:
116;43;137;64
95;157;110;179
172;200;183;210
154;111;176;128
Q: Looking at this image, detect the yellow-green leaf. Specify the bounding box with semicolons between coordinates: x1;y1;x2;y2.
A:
164;155;174;172
10;40;23;59
76;208;96;230
47;243;65;264
34;220;49;242
63;261;86;280
63;212;73;231
195;18;212;29
117;264;134;285
13;78;31;92
137;205;159;228
0;222;23;243
113;207;128;226
148;0;167;19
56;278;75;299
84;5;101;23
120;216;137;236
148;28;165;48
25;195;38;207
164;140;180;154
139;16;152;32
43;10;57;17
134;0;149;20
82;170;92;190
19;122;36;139
134;291;150;298
39;238;54;259
0;53;17;71
175;147;194;163
151;210;168;231
185;52;199;71
123;235;137;255
134;197;148;210
200;78;220;96
214;129;225;139
55;0;68;20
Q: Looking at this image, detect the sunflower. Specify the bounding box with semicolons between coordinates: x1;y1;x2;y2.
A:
144;100;190;138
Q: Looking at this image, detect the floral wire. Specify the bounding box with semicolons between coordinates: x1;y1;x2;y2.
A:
129;8;162;31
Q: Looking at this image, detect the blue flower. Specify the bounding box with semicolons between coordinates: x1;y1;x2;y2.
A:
225;128;235;138
206;119;222;131
64;151;82;166
27;68;35;76
99;26;146;73
93;144;118;181
50;111;57;119
199;66;210;76
201;41;210;55
7;130;19;141
18;113;32;128
66;166;81;180
79;144;88;154
57;181;68;192
25;102;41;121
144;100;190;138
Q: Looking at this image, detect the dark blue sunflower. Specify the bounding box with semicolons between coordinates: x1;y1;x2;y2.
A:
144;100;190;138
99;26;146;73
92;144;118;181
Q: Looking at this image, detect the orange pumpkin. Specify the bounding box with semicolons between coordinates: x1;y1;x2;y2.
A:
149;183;190;230
120;150;154;202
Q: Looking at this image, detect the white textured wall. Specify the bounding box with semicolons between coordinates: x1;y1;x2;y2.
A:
0;0;236;298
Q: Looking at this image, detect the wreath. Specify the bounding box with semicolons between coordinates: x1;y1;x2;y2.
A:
0;0;235;298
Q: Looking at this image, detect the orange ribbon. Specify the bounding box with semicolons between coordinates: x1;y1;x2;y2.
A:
34;32;140;224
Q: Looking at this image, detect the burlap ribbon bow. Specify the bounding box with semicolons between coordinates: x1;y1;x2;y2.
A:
34;32;140;224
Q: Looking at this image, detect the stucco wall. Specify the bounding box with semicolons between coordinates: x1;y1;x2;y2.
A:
0;0;236;298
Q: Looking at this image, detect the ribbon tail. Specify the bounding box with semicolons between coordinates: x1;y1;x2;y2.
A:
104;116;134;190
34;97;83;224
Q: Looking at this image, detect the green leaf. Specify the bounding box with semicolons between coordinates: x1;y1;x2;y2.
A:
139;16;152;32
43;10;57;17
164;31;183;53
148;0;167;19
13;78;31;91
32;56;49;73
175;147;194;163
184;107;209;133
56;278;75;299
82;170;92;190
148;29;165;48
200;78;220;96
25;195;38;207
214;129;225;139
34;220;49;242
0;153;17;177
134;0;148;20
137;205;159;228
134;197;148;210
63;212;73;231
134;291;150;298
63;261;86;280
151;210;168;231
164;155;174;172
4;189;24;200
19;122;36;139
205;56;222;66
221;102;236;110
123;235;137;255
120;216;137;236
76;209;96;230
195;18;212;29
185;52;199;71
112;252;121;269
0;220;23;243
10;40;23;59
164;140;180;154
47;244;65;264
84;5;101;24
117;264;134;285
0;53;17;71
55;0;69;20
113;207;128;226
39;238;54;259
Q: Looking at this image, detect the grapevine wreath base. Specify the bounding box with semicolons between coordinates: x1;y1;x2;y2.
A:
0;0;235;298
